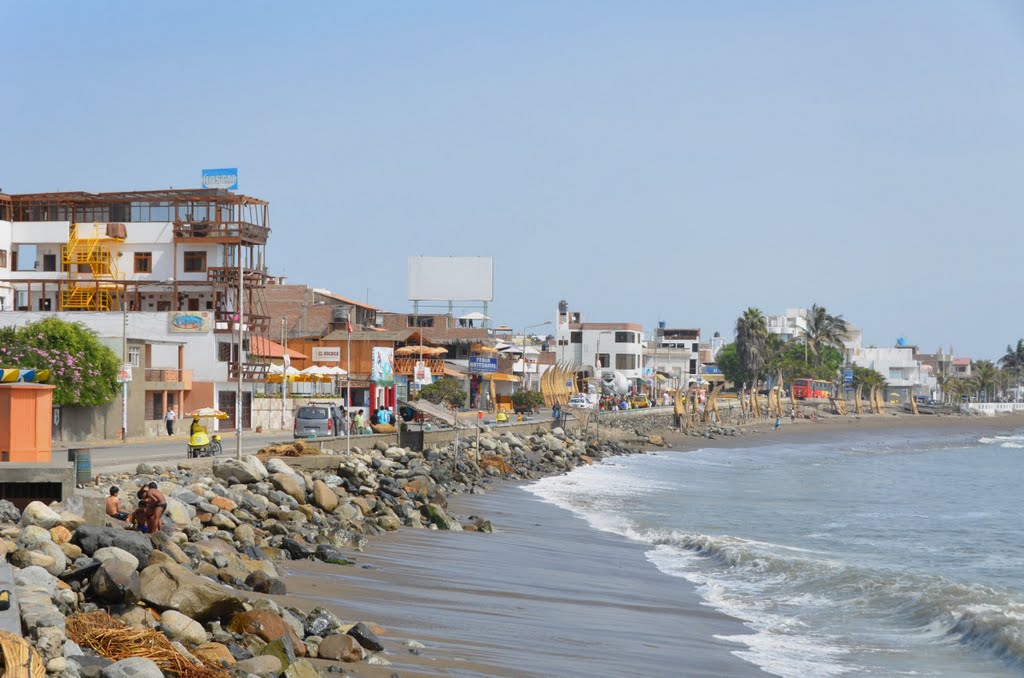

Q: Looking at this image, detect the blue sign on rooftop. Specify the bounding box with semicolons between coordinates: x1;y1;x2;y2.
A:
202;168;238;190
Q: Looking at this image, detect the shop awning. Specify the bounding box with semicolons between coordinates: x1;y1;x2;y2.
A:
444;365;467;379
700;373;726;382
484;372;520;382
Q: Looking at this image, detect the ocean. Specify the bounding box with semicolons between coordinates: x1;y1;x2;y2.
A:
290;423;1024;677
527;425;1024;676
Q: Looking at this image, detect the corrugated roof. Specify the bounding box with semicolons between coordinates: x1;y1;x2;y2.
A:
313;290;381;311
321;329;412;342
250;336;308;360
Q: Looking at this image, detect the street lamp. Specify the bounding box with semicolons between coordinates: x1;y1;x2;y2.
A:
522;321;552;390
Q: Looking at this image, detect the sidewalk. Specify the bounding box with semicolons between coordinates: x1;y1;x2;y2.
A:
52;430;286;450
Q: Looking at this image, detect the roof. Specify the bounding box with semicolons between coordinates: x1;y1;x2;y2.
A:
313;290;381;312
321;329;412;342
952;358;972;365
9;188;267;206
250;336;308;360
570;322;644;332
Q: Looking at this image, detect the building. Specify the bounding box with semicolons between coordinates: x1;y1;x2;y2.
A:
554;300;643;390
264;282;380;340
648;324;698;389
847;341;937;402
0;188;272;437
767;308;808;343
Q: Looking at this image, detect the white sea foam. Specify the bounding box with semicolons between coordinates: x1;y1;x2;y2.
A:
978;434;1024;449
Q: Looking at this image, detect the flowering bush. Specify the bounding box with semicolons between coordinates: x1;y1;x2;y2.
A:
0;318;120;406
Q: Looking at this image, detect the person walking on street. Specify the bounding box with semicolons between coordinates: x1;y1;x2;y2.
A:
164;408;176;436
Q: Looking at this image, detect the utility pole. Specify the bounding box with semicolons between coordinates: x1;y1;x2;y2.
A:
281;318;288;430
121;300;128;441
346;306;352;455
236;245;244;460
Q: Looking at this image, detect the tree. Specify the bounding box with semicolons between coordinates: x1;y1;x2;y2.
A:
999;339;1024;400
773;342;844;382
0;317;120;407
972;360;998;402
716;343;753;387
803;304;849;366
851;365;886;392
734;307;767;387
510;390;545;411
415;377;467;409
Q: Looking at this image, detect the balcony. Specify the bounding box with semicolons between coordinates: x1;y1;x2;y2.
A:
395;357;445;375
144;368;193;390
173;220;270;242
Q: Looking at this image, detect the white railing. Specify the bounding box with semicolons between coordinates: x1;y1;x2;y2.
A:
964;402;1024;415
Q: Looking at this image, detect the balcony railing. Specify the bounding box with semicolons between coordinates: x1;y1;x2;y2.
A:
395;357;445;375
144;369;193;389
173;220;270;242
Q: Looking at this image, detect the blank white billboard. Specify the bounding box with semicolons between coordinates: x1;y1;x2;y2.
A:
408;256;493;301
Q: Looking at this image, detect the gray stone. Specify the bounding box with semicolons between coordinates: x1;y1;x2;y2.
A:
93;546;140;571
245;570;287;595
91;559;141;604
17;525;53;549
284;659;323;677
73;526;153;567
15;565;58;597
317;633;363;662
314;544;353;565
235;655;282;674
347;621;384;652
100;657;163;678
0;499;20;524
304;607;342;638
424;503;462;531
160;610;208;646
139;561;245;622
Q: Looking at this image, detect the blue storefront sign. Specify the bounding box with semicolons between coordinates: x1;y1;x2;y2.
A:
469;356;497;374
843;369;854;383
701;365;722;375
202;168;238;190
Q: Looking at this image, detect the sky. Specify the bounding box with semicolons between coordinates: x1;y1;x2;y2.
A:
3;1;1023;359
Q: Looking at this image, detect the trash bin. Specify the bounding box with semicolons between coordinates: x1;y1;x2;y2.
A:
69;448;92;485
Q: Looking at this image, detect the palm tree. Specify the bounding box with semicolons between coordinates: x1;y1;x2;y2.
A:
803;304;849;366
735;307;768;388
973;360;998;402
999;339;1024;401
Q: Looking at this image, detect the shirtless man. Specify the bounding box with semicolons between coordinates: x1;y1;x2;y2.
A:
144;482;167;534
105;486;129;521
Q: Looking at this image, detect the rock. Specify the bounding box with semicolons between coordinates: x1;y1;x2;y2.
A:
139;561;245;622
304;608;342;638
16;565;58;597
234;655;282;675
163;497;191;527
49;525;73;545
100;657;163;678
212;456;268;484
17;525;53;549
20;501;61;529
91;559;141;604
424;503;462;531
93;546;140;572
159;540;190;565
210;513;235;530
281;538;315;560
60;542;84;560
10;549;55;571
314;545;353;565
46;657;68;674
284;659;323;677
160;610;208;646
0;499;20;524
311;480;338;512
317;633;363;662
35;625;66;661
227;609;306;656
265;458;298;475
192;642;236;667
269;473;305;503
261;636;297;670
245;571;287;595
136;462;156;475
73;526;153;567
234;523;256;546
347;621;384;652
210;496;237;512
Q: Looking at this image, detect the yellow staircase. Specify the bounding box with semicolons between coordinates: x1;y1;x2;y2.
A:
61;223;125;311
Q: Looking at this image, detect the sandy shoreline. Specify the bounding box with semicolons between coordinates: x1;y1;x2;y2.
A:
276;411;1024;676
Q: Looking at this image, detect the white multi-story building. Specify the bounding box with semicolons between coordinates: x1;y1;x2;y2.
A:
847;343;937;402
554;301;643;388
0;188;272;439
767;308;808;342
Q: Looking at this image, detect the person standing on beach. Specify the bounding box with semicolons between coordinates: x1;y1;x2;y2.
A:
775;415;782;431
164;408;176;436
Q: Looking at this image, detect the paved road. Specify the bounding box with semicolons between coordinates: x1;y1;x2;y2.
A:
80;432;292;473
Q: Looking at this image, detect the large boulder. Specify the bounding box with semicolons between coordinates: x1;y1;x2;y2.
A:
192;642;236;667
20;501;61;529
91;559;141;604
73;526;153;567
311;480;338;512
163;497;191;528
317;633;363;662
93;546;140;572
0;499;20;524
347;621;384;652
234;655;282;675
226;609;306;656
269;473;305;503
139;561;245;622
160;610;208;646
423;503;462;531
212;456;268;484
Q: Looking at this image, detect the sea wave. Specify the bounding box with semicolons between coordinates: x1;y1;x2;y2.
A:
978;434;1024;449
648;530;1024;671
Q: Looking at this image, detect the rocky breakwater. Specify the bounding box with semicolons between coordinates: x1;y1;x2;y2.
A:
0;426;640;676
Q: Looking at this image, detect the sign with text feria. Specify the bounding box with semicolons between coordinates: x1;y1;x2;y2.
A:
201;168;239;190
468;356;497;373
372;347;394;386
168;312;212;333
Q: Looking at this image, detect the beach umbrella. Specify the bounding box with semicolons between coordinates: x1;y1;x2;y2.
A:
186;407;229;419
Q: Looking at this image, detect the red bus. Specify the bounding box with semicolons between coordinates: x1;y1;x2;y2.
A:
792;379;834;399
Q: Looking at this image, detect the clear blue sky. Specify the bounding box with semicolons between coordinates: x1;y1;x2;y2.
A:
4;1;1023;358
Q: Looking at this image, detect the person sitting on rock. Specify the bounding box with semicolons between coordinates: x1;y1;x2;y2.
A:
144;482;167;534
126;488;149;531
105;486;130;521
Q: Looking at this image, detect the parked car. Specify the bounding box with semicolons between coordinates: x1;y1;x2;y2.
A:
568;394;594;409
293;405;338;438
629;394;652;408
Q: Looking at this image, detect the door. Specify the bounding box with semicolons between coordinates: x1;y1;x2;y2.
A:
219;391;236;431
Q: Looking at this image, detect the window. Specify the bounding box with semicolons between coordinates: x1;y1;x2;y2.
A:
689;359;697;373
128;346;141;367
570;331;582;344
597;353;610;368
42;254;57;272
407;316;434;328
0;250;6;267
614;331;634;343
692;343;699;353
183;251;207;272
615;354;638;370
218;342;236;363
134;252;152;273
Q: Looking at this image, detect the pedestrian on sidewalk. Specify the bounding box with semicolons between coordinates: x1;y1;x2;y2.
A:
164;408;176;436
